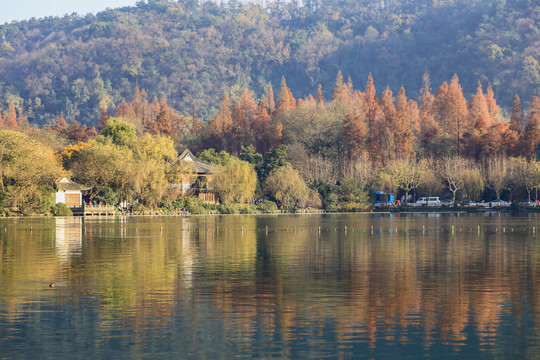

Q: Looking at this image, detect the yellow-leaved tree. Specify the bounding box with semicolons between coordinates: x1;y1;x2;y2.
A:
263;165;308;209
131;133;178;207
212;157;257;205
0;129;63;213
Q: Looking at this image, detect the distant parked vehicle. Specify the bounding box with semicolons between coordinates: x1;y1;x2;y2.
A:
374;191;395;207
441;199;454;207
490;200;509;207
461;200;477;207
521;200;536;207
416;197;441;206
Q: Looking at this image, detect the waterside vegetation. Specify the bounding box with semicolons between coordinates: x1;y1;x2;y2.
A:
1;71;540;215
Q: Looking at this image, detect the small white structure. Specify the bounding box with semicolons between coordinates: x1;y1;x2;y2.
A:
55;178;92;207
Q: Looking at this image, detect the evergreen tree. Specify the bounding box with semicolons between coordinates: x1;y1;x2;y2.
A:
258;144;288;182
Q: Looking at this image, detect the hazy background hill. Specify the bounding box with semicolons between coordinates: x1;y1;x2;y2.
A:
0;0;538;126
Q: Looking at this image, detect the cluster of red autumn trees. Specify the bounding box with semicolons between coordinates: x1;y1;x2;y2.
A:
99;87;195;143
0;103;28;129
0;87;195;144
1;72;539;168
199;72;540;165
0;103;97;143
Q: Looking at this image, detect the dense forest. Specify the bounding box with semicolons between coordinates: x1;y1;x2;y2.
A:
0;0;539;215
1;68;540;215
0;0;538;126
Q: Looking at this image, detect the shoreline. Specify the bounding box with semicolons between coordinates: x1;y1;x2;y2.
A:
2;206;539;219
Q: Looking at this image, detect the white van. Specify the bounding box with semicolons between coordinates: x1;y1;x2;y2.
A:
416;197;441;206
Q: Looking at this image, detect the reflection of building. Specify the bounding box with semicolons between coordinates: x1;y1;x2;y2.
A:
181;219;193;287
55;177;92;207
55;217;83;264
178;149;218;204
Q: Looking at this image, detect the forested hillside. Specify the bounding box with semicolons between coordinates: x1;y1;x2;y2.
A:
0;0;538;126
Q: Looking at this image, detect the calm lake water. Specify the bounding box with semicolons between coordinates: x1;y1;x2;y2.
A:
2;213;540;359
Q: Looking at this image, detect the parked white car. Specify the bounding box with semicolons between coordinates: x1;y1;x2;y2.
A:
416;197;441;206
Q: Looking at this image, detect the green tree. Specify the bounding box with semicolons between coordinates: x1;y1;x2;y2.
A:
239;144;263;166
338;177;370;210
258;144;288;182
198;148;231;166
100;118;137;147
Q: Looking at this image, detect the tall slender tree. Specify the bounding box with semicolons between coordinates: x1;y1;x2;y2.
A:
276;76;296;114
484;83;499;122
4;103;18;129
468;82;491;130
343;111;367;160
418;73;441;150
509;95;524;133
394;86;414;158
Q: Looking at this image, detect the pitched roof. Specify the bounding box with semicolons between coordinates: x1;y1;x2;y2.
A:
55;178;93;191
179;149;218;175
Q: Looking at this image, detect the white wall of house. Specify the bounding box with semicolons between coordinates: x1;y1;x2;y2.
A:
56;191;65;205
55;190;82;207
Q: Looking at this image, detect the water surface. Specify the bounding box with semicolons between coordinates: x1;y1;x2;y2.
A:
1;213;540;359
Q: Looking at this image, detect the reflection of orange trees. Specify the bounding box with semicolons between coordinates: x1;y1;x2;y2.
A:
199;218;540;352
259;223;530;350
3;216;540;353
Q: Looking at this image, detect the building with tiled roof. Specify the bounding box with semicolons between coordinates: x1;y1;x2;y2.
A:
55;178;92;207
178;150;219;204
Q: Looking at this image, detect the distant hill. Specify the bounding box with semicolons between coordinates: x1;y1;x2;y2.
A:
0;0;538;126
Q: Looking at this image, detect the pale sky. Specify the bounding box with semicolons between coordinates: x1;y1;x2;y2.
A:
1;0;139;24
